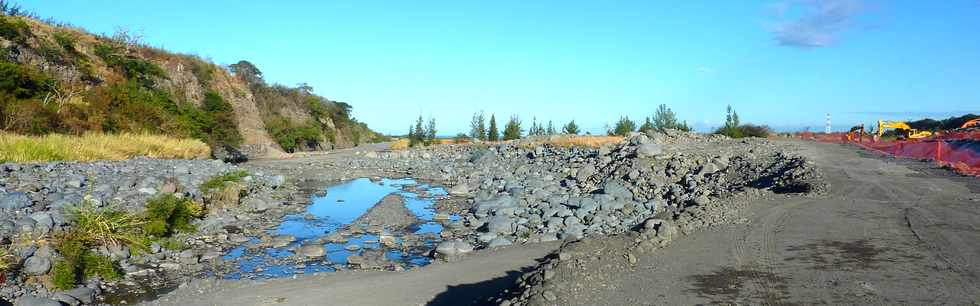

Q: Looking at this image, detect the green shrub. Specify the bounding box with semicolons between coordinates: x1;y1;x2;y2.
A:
201;92;242;146
93;42;122;66
143;194;203;237
123;58;165;85
50;260;77;290
81;253;119;280
52;30;78;51
66;199;145;249
157;237;185;251
200;170;248;191
608;116;636;137
54;235;87;263
0;60;52;99
738;124;772;138
265;116;322;152
0;16;29;44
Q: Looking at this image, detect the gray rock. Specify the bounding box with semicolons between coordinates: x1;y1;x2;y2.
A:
449;184;469;196
486;215;514;234
269;235;296;248
244;198;278;213
14;296;61;306
268;175;286;189
64;287;95;304
23;255;51;275
636;143;663;157
602;182;633;200
488;237;513;248
1;192;31;210
52;293;80;306
297;244;326;258
435;240;474;258
576;165;596;182
29;212;53;230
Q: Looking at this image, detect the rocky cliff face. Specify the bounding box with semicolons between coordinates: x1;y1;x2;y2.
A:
0;15;377;158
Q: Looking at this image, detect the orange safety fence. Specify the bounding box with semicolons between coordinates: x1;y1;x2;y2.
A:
796;131;980;176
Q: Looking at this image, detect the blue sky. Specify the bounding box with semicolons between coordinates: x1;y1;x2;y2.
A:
29;1;980;134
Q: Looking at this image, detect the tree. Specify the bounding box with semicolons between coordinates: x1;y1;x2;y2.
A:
469;111;486;141
639;117;655;133
503;115;523;140
652;104;680;131
425;117;437;145
546;121;556;135
412;115;425;147
229;60;263;85
608;116;636;136
407;125;416;147
562;120;580;135
716;105;743;138
487;114;499;141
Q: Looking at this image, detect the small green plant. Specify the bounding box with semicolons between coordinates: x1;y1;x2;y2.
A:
65;197;145;248
50;260;77;290
0;247;14;272
143;194;204;237
157;237;185;251
200;170;249;191
80;253;119;280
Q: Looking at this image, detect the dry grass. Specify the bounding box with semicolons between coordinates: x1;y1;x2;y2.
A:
0;132;211;163
389;135;623;151
389;138;410;150
388;138;456;150
525;135;624;148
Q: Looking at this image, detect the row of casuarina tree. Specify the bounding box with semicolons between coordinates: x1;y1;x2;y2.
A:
406;104;767;147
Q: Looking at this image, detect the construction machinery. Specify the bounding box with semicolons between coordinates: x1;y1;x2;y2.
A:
878;120;933;139
960;118;980;130
847;124;865;142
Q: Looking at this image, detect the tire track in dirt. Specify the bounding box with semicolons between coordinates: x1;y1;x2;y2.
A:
861;171;980;302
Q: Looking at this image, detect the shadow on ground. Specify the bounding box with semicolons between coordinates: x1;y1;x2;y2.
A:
426;269;527;306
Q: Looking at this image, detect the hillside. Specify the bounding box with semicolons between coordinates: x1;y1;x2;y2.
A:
0;13;381;160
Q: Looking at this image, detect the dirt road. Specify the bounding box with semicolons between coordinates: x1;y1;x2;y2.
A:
550;140;980;305
145;242;559;306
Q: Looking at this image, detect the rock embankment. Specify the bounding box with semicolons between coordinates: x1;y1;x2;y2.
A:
0;158;296;305
355;130;822;252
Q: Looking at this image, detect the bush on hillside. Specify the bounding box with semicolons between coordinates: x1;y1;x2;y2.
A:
265;116;322;152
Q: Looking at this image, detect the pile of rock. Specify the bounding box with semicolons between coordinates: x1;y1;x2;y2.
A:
0;158;290;304
358;130;821;253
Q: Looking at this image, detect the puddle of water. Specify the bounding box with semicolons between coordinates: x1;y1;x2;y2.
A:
221;178;454;280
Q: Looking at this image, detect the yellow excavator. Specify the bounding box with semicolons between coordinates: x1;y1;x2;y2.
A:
877;120;932;139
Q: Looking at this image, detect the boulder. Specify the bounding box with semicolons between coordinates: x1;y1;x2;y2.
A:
14;296;61;306
636;143;663;158
602;181;633;200
64;287;96;304
486;215;514;234
267;175;286;189
23;255;51;275
297;244;326;258
1;192;31;210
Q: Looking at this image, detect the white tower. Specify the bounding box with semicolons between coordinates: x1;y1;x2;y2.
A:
825;113;831;133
